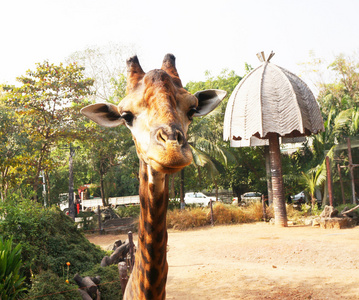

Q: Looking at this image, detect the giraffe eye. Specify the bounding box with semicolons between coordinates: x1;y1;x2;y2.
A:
187;108;199;121
121;111;134;125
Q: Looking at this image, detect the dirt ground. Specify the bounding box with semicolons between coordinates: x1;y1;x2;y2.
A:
87;223;359;300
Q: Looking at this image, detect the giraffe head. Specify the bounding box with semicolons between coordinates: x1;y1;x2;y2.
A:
81;54;226;174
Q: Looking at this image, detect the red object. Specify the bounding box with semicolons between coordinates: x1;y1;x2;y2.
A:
76;203;80;214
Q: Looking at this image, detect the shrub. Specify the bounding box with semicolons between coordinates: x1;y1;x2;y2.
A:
27;270;81;300
0;199;105;281
116;205;141;218
336;203;359;218
0;237;27;299
212;203;241;224
286;204;303;222
166;202;274;230
168;200;180;211
167;207;208;230
242;202;268;221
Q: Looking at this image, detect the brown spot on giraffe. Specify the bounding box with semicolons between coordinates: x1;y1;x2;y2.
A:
81;54;226;299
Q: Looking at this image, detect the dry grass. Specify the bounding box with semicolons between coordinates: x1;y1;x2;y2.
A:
167;202;274;230
167;207;208;230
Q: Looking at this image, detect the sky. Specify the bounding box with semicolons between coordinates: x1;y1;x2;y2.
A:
1;0;359;93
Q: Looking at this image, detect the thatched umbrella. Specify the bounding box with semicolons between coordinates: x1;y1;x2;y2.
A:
223;52;324;227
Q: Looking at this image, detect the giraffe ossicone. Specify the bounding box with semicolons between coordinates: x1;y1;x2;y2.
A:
81;54;226;299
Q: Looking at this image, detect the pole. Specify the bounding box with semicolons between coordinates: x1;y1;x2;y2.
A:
325;156;333;206
268;133;287;227
210;200;214;226
68;144;75;220
337;163;346;204
347;138;356;204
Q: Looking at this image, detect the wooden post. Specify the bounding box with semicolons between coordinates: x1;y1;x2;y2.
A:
262;194;267;222
210;200;214;226
337;163;346;204
325;156;333;206
268;133;287;227
97;205;102;235
118;261;128;295
347;138;356;204
128;231;135;272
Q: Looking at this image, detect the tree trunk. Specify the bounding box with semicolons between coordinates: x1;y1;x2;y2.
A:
311;194;316;210
45;171;51;206
68;145;75;220
180;168;185;209
264;146;273;206
214;178;219;201
99;171;106;207
170;174;175;199
268;133;287;227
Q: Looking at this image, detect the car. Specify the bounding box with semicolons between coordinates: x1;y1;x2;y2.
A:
241;192;262;204
291;191;306;203
184;192;216;206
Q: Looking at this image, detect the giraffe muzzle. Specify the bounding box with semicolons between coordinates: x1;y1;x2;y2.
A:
155;127;185;148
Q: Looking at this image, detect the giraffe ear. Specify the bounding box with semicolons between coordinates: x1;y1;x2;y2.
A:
81;103;124;127
193;89;227;117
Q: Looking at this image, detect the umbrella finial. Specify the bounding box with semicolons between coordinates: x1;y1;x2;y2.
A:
256;51;265;62
267;51;275;62
256;51;275;63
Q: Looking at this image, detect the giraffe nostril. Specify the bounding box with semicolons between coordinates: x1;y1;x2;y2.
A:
176;130;184;145
157;129;167;144
155;127;185;146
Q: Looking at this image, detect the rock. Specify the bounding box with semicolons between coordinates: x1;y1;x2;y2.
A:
320;206;338;218
312;218;320;227
304;218;313;226
318;217;356;229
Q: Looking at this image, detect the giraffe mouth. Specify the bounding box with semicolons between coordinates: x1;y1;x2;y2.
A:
149;159;190;174
148;145;193;174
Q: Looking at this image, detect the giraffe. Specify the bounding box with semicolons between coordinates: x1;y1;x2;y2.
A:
81;54;226;299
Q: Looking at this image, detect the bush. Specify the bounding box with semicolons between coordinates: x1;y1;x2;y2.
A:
167;207;208;230
166;202;273;230
242;202;270;221
82;264;123;299
116;205;140;218
0;237;27;299
336;203;359;218
27;270;81;300
0;199;105;281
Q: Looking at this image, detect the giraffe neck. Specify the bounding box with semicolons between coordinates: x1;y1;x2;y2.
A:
125;160;169;300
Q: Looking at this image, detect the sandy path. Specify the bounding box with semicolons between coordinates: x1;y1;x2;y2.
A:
87;223;359;299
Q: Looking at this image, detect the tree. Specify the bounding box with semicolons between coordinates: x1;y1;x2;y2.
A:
83;123;135;205
67;43;135;102
301;53;359;206
301;164;325;209
0;98;31;201
3;62;94;200
182;70;241;203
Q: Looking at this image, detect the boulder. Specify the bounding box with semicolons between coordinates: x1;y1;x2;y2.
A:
320;206;338;218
